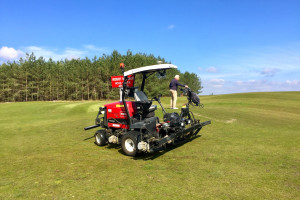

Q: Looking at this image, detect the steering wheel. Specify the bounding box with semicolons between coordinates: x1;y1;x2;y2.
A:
151;94;162;101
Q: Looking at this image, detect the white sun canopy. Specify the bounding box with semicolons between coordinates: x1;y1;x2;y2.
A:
124;64;177;76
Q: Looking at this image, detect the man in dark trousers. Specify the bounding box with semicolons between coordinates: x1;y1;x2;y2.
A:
169;75;188;109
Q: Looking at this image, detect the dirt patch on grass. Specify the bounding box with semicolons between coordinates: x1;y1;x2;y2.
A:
225;119;237;123
194;113;237;124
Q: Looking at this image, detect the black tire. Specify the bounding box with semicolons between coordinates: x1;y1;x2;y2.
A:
95;130;107;146
121;132;138;157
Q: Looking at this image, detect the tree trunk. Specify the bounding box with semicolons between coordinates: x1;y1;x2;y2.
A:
25;75;28;102
49;75;52;101
87;78;89;100
76;86;78;100
81;78;84;101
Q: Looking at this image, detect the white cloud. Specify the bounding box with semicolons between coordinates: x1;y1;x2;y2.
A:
24;46;87;60
64;48;87;60
208;78;225;88
197;45;300;95
22;45;108;61
201;45;300;79
198;66;218;73
0;46;25;62
202;79;300;95
206;66;218;73
285;80;300;86
260;67;280;77
83;44;106;52
26;46;58;59
0;45;109;63
200;72;246;79
168;24;175;30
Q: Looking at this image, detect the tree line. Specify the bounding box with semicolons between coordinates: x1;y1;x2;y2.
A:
0;50;202;102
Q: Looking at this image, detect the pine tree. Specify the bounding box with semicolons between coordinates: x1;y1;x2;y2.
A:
0;50;203;102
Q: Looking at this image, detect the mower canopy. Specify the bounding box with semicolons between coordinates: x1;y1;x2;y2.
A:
124;64;177;76
123;64;177;92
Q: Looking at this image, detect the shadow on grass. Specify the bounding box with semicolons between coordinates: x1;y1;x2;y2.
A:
131;135;202;160
106;144;121;150
83;134;202;160
83;135;94;141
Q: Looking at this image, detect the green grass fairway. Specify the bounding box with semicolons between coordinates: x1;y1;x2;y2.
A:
1;92;299;199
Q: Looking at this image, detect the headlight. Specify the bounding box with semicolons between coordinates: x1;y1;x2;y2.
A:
99;107;105;114
181;122;185;127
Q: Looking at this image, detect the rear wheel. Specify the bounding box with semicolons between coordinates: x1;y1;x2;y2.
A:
121;133;138;157
95;130;107;146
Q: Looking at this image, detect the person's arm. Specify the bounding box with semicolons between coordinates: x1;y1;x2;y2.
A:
176;80;188;88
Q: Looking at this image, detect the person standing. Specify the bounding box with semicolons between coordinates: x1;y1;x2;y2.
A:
169;75;188;109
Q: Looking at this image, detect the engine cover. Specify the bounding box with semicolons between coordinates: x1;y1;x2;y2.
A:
163;112;181;127
105;101;137;120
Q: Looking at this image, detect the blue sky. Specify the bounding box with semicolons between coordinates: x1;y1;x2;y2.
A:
0;0;299;95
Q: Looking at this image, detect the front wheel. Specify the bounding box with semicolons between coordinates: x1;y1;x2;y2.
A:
121;133;138;157
95;130;107;146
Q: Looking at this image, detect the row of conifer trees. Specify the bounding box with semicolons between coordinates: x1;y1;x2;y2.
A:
0;50;202;102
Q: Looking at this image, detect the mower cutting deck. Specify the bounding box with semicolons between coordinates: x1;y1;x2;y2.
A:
84;63;211;156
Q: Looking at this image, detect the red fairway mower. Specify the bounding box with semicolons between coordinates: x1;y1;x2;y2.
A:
84;63;211;156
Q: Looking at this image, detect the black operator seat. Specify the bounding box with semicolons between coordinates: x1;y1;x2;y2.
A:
134;90;157;112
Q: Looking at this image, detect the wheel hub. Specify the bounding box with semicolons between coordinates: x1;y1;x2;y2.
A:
96;134;101;143
124;138;135;152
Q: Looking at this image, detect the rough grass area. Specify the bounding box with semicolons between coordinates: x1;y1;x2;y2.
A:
0;92;299;199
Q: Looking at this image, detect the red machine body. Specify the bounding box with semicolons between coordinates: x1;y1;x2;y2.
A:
105;101;137;129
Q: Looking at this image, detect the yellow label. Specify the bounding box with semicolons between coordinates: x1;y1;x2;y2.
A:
116;104;124;107
182;105;186;108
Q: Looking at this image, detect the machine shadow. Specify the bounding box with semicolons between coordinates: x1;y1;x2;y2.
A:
132;135;202;160
83;135;94;141
83;134;201;159
82;135;122;149
106;144;122;150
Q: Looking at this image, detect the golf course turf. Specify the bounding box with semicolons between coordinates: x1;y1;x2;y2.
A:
0;92;299;199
